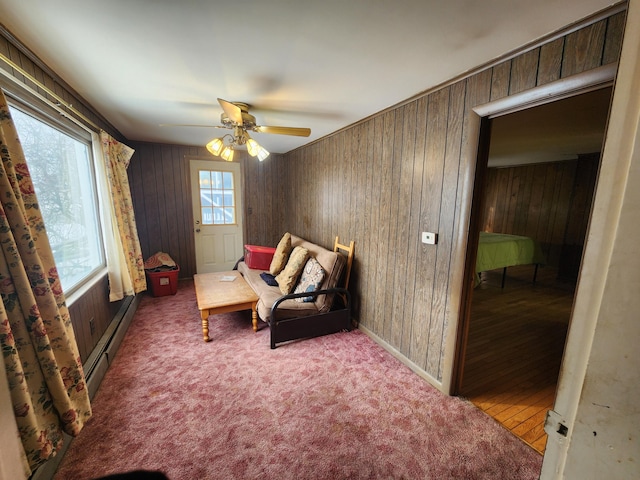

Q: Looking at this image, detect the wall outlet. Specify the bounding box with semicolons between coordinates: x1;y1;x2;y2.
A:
421;232;438;245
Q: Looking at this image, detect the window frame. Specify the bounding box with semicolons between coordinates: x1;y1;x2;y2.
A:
198;168;238;226
4;89;108;302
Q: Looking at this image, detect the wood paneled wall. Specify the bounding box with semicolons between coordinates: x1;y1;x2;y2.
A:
68;277;122;362
0;29;127;363
240;150;288;247
559;153;600;279
480;154;600;269
12;6;617;385
0;0;624;395
127;142;202;277
127;143;287;277
274;11;625;384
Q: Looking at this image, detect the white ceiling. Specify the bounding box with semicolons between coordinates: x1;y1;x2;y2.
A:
0;0;616;155
489;87;612;167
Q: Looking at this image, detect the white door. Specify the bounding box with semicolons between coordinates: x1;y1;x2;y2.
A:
190;159;244;273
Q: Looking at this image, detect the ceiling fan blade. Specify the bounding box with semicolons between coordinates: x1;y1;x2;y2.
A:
254;125;311;137
217;98;243;124
159;123;228;128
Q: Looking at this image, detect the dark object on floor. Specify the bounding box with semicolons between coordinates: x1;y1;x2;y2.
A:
93;471;169;480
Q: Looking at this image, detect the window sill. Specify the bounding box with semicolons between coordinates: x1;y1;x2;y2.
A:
65;267;109;307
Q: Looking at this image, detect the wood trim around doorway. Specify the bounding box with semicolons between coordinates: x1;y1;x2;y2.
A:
451;65;616;395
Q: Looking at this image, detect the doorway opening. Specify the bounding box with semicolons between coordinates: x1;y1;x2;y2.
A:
456;86;612;454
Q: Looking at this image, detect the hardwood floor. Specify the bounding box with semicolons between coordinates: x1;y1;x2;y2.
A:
460;265;575;454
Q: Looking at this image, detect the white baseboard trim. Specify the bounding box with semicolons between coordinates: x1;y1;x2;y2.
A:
357;324;445;394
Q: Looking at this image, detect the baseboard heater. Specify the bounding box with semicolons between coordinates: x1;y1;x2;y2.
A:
83;293;141;399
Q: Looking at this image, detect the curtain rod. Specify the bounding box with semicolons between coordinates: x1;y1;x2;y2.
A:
0;51;100;132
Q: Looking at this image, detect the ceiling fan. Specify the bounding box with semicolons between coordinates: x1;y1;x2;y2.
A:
164;98;311;162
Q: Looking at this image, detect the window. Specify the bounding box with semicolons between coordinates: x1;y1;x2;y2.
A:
198;169;236;225
9;104;105;295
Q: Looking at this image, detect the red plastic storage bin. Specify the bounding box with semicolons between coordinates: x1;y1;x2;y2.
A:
244;245;276;270
146;266;180;296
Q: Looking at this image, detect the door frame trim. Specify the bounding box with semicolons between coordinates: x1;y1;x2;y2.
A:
446;64;617;396
187;156;246;273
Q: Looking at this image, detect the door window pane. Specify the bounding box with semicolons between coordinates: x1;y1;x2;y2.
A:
212;171;222;188
224;207;235;224
213;208;224;224
200;189;212;207
199;169;236;225
199;170;211;188
202;207;213;224
223;171;233;189
212;190;223;207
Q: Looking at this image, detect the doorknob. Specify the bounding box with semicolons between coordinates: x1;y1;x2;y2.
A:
195;228;201;233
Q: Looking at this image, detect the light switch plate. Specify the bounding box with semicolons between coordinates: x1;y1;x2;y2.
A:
421;232;438;245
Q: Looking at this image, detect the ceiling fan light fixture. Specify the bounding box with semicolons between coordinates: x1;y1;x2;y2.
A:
169;98;310;160
246;137;260;157
257;146;270;162
220;145;234;162
245;134;269;161
206;137;224;156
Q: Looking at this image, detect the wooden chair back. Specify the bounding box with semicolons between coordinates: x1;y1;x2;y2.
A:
333;236;355;289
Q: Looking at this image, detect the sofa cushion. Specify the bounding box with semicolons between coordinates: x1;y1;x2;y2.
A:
238;261;318;321
294;257;326;302
275;246;309;294
269;232;292;275
290;236;345;313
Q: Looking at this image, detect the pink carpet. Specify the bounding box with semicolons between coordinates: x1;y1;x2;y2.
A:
54;280;542;479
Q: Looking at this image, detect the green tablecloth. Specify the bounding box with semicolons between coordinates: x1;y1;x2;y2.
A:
476;232;546;273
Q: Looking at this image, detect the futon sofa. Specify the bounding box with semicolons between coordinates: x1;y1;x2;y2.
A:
237;234;353;348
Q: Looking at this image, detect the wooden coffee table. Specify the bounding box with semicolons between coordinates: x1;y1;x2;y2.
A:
194;271;259;342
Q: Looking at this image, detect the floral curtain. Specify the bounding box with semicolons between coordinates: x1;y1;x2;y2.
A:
98;131;146;301
0;91;91;477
